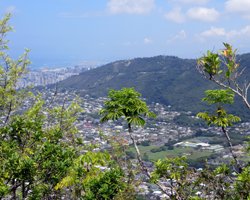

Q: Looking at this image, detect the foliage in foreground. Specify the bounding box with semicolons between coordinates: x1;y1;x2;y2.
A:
0;14;132;200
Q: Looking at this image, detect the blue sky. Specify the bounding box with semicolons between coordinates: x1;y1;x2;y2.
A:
0;0;250;67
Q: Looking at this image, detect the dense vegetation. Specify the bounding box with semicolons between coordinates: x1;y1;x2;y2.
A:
0;15;133;200
0;14;250;199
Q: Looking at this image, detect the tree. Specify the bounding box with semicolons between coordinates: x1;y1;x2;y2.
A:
100;88;155;173
196;43;250;199
0;14;121;200
149;44;250;199
83;167;132;200
0;14;34;199
197;89;242;172
197;43;250;172
0;14;30;125
100;88;171;194
151;156;193;199
234;159;250;198
197;43;250;109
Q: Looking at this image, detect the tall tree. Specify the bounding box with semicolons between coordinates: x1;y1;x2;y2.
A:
0;14;120;200
0;14;30;125
196;44;250;199
197;43;250;109
100;88;172;195
197;89;242;172
100;88;155;173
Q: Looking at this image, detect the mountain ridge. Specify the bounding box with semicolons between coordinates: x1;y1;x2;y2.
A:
56;54;250;120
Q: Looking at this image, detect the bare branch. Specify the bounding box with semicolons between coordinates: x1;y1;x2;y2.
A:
211;78;250;109
4;100;12;125
129;128;181;198
237;67;246;78
221;127;242;173
245;82;250;99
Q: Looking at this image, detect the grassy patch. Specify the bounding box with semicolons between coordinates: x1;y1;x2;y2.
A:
129;145;213;161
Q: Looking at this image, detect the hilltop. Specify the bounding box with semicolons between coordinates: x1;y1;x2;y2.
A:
56;54;250;120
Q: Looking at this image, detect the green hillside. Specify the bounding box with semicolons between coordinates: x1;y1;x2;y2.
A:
57;54;250;120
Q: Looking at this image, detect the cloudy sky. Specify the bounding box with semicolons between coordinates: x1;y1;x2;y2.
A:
0;0;250;67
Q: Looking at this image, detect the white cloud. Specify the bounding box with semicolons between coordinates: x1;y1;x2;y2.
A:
200;25;250;38
176;0;209;4
164;7;185;23
240;25;250;35
225;0;250;13
144;37;153;44
107;0;155;14
165;7;220;23
168;30;187;43
244;15;250;20
200;27;226;37
174;30;187;40
187;7;220;22
229;25;250;37
225;0;250;19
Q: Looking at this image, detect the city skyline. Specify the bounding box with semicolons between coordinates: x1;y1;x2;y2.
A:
0;0;250;67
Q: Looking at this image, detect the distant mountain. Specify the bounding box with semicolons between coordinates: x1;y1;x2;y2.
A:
56;54;250;120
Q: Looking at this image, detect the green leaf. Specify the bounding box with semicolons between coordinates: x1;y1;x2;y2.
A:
100;88;155;129
202;89;235;105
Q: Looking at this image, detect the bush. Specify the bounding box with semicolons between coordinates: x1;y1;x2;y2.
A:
140;140;150;146
150;146;167;153
126;151;136;159
167;146;174;150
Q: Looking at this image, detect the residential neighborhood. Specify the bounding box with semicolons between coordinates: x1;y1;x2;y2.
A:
31;87;249;198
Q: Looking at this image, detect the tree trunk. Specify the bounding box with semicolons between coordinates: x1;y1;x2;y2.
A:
11;179;17;200
127;123;173;197
4;101;12;124
128;123;151;178
22;181;25;200
221;127;242;173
